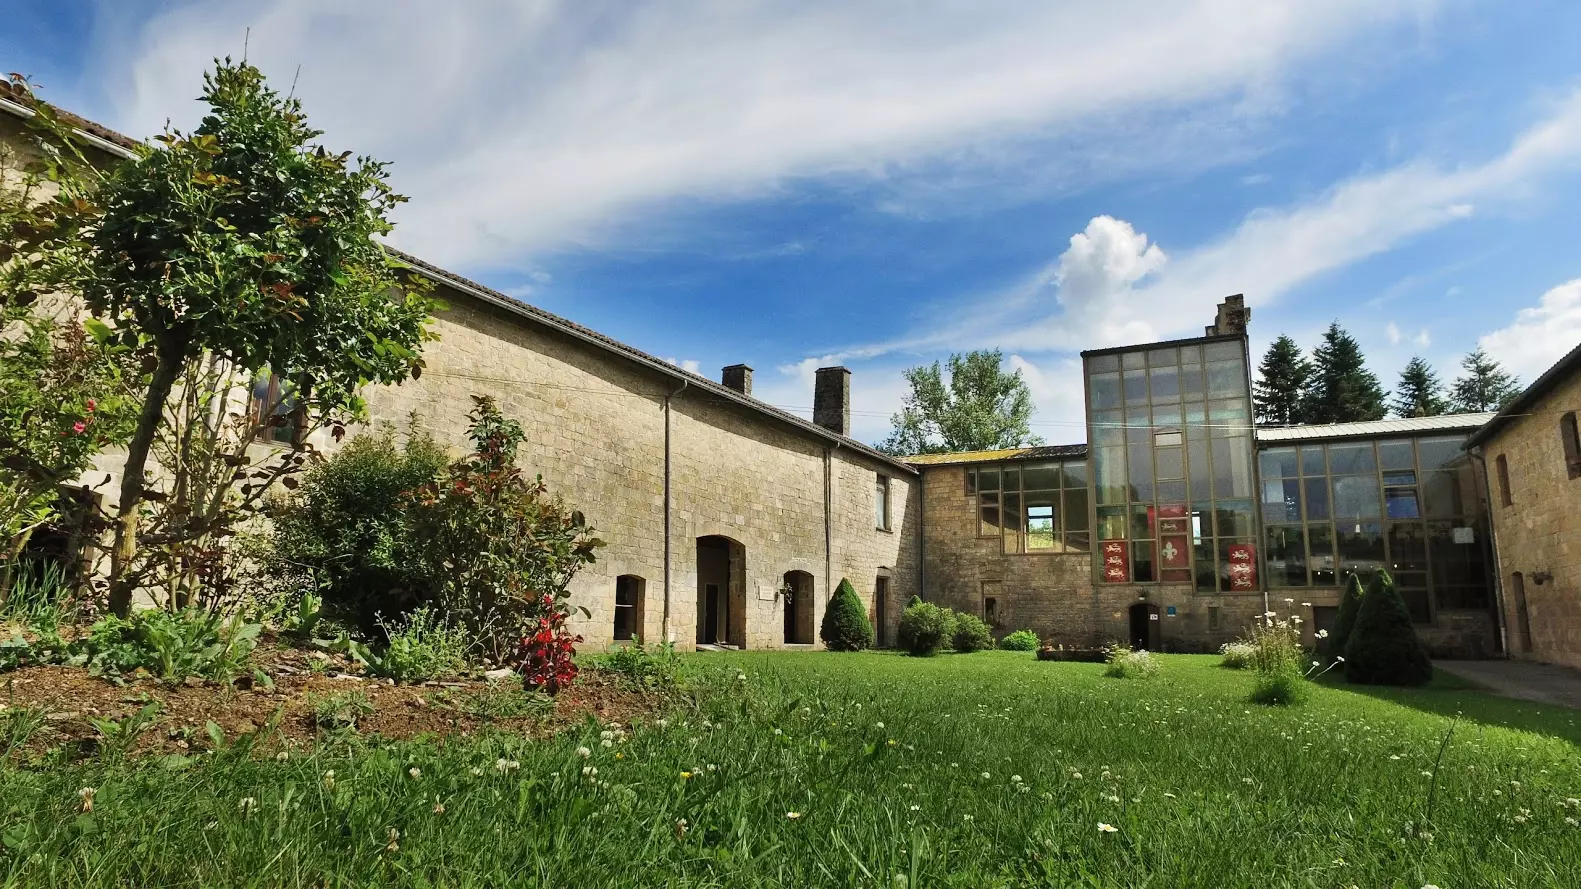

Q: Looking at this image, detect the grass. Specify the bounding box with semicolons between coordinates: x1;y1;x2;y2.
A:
2;651;1579;887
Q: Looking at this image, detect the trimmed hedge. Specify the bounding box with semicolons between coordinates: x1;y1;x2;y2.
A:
898;601;955;657
1343;570;1432;687
819;578;874;652
951;614;994;653
998;629;1040;651
1327;572;1365;660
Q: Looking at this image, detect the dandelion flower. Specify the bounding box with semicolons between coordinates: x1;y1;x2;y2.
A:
77;788;95;813
786;811;802;820
680;771;694;780
1097;822;1118;833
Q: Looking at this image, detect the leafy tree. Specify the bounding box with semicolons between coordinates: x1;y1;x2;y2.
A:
1302;322;1386;424
44;60;439;616
1326;573;1365;660
818;578;874;652
1448;348;1522;413
1390;356;1448;418
1343;570;1432;687
1253;334;1311;426
880;350;1041;455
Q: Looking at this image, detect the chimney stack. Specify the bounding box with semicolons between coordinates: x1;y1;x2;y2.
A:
1205;294;1251;337
813;366;851;436
721;364;753;396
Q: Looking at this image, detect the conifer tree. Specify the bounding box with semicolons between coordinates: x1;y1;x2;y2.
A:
1390;356;1448;418
1254;334;1311;426
1302;322;1386;424
1448;348;1522;413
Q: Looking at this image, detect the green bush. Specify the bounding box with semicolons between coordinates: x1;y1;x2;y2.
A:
1250;668;1310;706
69;609;261;683
309;689;374;733
1327;573;1365;659
1102;643;1159;679
1343;570;1432;687
270;424;448;634
951;613;994;653
998;629;1040;651
597;636;682;690
898;601;955;657
354;606;470;684
1218;641;1256;669
819;579;874;651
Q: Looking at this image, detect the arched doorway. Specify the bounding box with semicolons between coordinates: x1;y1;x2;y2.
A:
696;536;747;648
783;570;814;644
1128;602;1161;651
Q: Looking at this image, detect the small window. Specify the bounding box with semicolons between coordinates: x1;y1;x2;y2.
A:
250;372;301;444
1562;412;1581;480
1495;454;1512;507
875;475;891;530
983;597;1000;626
964;467;978;496
613;575;645;642
1207;605;1221;631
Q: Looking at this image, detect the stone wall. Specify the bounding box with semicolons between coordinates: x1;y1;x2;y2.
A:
1481;367;1581;669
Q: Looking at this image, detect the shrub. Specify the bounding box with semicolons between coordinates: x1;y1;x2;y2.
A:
356;606;470;684
898;601;955;657
309;689;374;733
1327;573;1365;659
270;424;448;634
1250;669;1310;706
69;609;262;683
597;636;682;690
1102;643;1159;679
819;579;874;651
1344;570;1431;687
951;613;994;653
998;629;1040;652
1243;611;1312;706
1218;641;1257;669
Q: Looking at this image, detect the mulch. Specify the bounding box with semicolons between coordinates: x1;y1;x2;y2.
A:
0;640;665;760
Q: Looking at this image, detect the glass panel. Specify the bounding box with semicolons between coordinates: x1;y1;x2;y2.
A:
1327;443;1377;474
1155;446;1184;479
1130;505;1154;539
1096;506;1127;541
1088;372;1122;411
1095;446;1127;505
1385;487;1421;519
1206;359;1247;397
1309;524;1337;586
1204;340;1240;361
1131;540;1155;583
979;495;1001;537
1208;398;1249;423
1382;470;1416;486
1427;521;1486;589
1154;430;1183;447
1421;470;1467;517
1179;344;1202;364
1399;587;1430;624
1147;347;1179;367
1332;475;1382;520
1183;400;1207;429
1261;478;1301;522
1191;507;1211;544
1026;499;1056;551
1065;532;1092;553
1092;411;1125;447
1002;492;1023;554
1022;462;1060;491
1062;460;1089;489
1188;436;1211;502
1124;369;1149;406
1217;539;1252;592
1259;447;1299;479
1416;436;1467;470
1001;466;1021;492
1151;403;1182;428
1122;350;1146;371
1194;540;1217;592
978;468;1000;493
1126;406;1151;432
1300;446;1327;477
965;467;977;495
1155;479;1187;502
1214;500;1256;538
1088;353;1120;373
1211;436;1254;499
1180;364;1205;401
1265;525;1308;587
1303;477;1330;520
1149;364;1180;401
1379;440;1415;471
1127;442;1154;502
1337;522;1385;577
1063;488;1090;533
1387;522;1428;574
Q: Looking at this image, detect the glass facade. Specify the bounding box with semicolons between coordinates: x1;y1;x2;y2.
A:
1257;434;1490;623
1084;338;1257;591
966;461;1090;554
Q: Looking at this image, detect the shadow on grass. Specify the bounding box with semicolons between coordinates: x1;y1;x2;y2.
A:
1317;669;1581;747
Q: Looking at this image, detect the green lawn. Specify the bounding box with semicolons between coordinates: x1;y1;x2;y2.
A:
4;651;1579;887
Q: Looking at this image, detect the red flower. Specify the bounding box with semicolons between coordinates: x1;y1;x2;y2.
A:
85;398;97;411
71;421;86;434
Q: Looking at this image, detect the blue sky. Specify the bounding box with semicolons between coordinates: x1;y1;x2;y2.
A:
6;1;1581;445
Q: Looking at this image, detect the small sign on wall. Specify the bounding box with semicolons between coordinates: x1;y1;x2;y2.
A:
1166;606;1177;617
1452;526;1475;545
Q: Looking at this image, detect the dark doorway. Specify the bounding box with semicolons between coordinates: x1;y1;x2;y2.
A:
874;575;890;648
613;575;645;642
1128;602;1161;651
783;570;814;644
696;536;747;648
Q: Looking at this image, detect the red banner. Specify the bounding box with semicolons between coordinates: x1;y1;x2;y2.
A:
1100;540;1129;583
1226;543;1257;591
1159;535;1189;570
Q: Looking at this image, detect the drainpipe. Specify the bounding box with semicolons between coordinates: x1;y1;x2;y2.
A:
663;379;688;644
824;442;840;601
1469;447;1510;657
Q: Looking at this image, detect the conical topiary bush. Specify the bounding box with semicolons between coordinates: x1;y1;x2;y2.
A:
1327;573;1365;660
1343;570;1432;686
819;578;874;651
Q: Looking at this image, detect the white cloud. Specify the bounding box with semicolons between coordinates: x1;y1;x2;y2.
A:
1386;321;1403;345
1053;216;1168;340
1480;278;1581;379
1414;328;1431;348
95;0;1431;268
661;357;703;375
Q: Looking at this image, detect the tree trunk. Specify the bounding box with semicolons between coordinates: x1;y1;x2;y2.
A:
107;342;184;618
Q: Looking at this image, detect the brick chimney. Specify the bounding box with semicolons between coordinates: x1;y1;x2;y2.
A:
721;364;753;396
813;366;851;436
1205;294;1251;337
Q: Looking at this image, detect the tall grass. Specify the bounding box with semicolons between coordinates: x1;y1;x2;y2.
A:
1;653;1577;887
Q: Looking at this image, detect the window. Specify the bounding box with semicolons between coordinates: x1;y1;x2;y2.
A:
1495;454;1512;506
875;475;891;530
983;596;1000;626
1562;412;1581;480
613;575;645;642
972;459;1089;552
249;372;301;444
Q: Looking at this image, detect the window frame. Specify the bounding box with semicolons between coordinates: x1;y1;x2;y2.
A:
1495;454;1512;507
1562;412;1581;480
875;474;892;531
250;372;303;446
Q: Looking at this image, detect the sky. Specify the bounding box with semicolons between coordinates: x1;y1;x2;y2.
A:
5;1;1581;446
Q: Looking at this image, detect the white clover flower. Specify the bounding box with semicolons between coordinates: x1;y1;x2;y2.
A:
601;739;614;748
324;771;338;789
909;805;920;812
275;751;290;762
736;673;747;682
77;787;95;813
981;772;992;780
408;767;422;780
1565;816;1578;826
576;746;592;759
385;827;400;853
962;814;973;822
655;719;669;728
876;721;885;729
1011;775;1022;783
1316;629;1329;639
582;765;597;777
239;797;258;817
773;728;783;736
1097;822;1118;833
786;811;801;820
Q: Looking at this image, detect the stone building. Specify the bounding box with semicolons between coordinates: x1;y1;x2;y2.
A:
1465;341;1581;669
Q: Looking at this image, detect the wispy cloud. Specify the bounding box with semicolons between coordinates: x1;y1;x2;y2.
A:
1481;278;1581;379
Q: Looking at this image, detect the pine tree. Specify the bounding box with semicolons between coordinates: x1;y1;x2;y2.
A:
1390;356;1448;418
1326;573;1365;660
1343;570;1432;686
1448;348;1522;413
1254;334;1311;426
1302;322;1387;424
819;578;874;651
